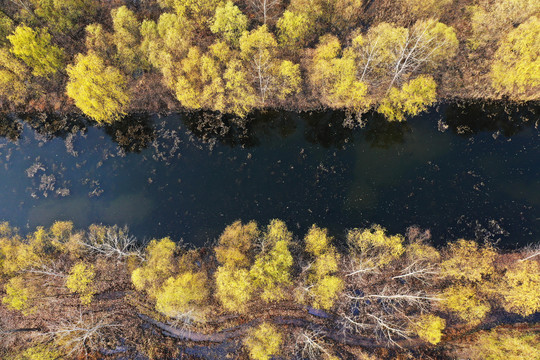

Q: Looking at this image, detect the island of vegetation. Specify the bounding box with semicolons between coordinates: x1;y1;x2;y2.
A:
0;0;538;123
1;220;539;359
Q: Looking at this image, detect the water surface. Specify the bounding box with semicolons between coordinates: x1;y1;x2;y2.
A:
0;102;538;247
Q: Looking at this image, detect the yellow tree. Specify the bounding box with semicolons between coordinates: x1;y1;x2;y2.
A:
244;323;283;360
0;48;30;105
214;220;259;312
441;239;497;282
301;225;343;310
498;260;540;316
155;271;209;321
309;35;369;113
491;16;540;100
210;1;248;45
30;0;97;33
411;314;446;344
66;262;96;305
8;25;64;77
131;237;176;297
346;224;405;267
66;52;130;123
276;10;312;50
111;6;143;73
250;220;293;302
467;328;540;360
442;284;491;325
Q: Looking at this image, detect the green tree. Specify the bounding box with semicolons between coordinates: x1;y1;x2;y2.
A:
490;16;539;100
210;1;248;45
66;262;95;305
66;52;130;123
244;323;283;360
8;25;64;77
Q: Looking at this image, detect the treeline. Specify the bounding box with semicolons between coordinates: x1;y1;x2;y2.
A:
0;0;538;123
1;220;539;359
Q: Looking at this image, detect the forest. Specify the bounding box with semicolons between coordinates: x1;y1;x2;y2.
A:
0;0;538;123
0;220;539;359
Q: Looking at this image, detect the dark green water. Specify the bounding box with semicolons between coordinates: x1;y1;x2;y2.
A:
0;102;538;247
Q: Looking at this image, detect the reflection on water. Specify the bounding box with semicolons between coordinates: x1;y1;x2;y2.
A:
0;102;538;248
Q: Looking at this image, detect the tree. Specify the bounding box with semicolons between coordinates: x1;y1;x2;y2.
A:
155;271;209;321
399;0;453;20
490;16;539;100
215;220;259;267
66;262;95;305
2;276;36;314
276;10;312;50
30;0;97;33
0;48;29;105
210;1;248;45
442;284;491;325
111;6;143;73
250;220;293;302
499;260;540;316
411;314;445;344
244;323;283;360
468;0;539;48
8;25;64;77
309;35;369;113
66;52;130;123
16;345;62;360
287;0;363;34
223;59;257;117
131;237;176;297
0;13;14;45
248;0;282;25
441;239;496;282
467;328;540;360
377;75;437;121
346;224;404;267
214;221;259;312
301;226;343;310
158;0;222;24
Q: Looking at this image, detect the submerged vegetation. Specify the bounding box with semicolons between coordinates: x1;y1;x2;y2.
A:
1;220;539;359
0;0;538;122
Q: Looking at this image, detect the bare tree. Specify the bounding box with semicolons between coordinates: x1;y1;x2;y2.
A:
249;0;281;24
81;225;144;260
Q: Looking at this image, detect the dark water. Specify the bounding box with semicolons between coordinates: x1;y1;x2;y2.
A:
0;102;538;248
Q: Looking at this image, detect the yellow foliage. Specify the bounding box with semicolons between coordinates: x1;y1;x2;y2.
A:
491;16;540;100
50;221;73;246
250;238;293;302
265;219;293;247
467;328;540;360
2;276;35;314
277;60;302;100
112;6;142;73
442;284;491;325
215;220;259;268
66;262;95;305
0;48;29;105
305;225;332;256
244;323;282;360
66;52;130;123
131;237;176;296
16;344;62;360
412;314;446;344
400;0;452;18
441;239;497;282
347;225;405;267
223;59;257;117
499;260;540;316
155;271;209;320
215;267;253;312
277;10;312;49
0;236;40;275
377;76;437;121
309;275;344;310
8;25;64;77
210;1;248;45
30;0;97;33
469;0;539;48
